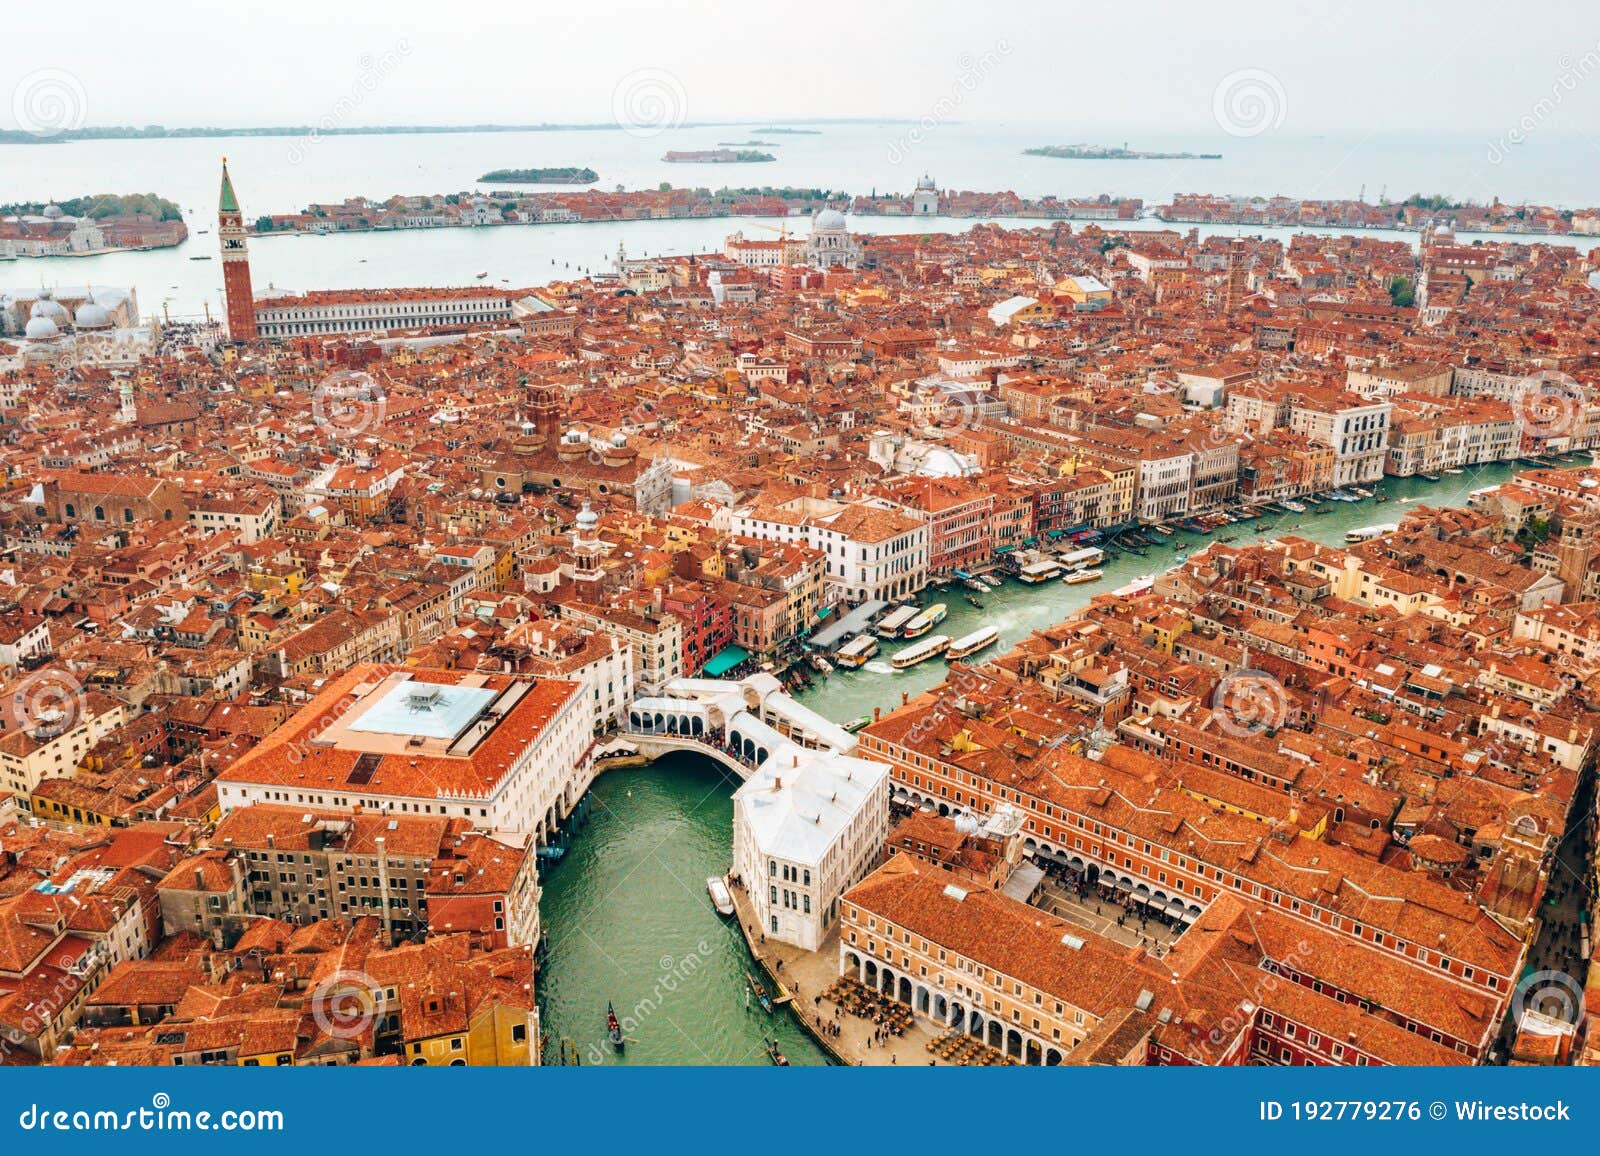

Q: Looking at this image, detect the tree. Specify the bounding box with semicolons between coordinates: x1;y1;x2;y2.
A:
1388;276;1415;308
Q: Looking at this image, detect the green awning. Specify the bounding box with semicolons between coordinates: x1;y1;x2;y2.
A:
703;645;750;677
1022;536;1038;547
815;607;833;620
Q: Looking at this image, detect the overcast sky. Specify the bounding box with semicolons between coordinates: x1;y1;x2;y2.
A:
6;0;1600;138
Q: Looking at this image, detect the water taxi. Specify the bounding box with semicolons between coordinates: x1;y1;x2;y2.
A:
1062;568;1103;585
946;626;999;660
833;634;879;669
808;653;833;674
1344;523;1398;543
706;876;735;917
1110;574;1155;598
892;634;951;669
901;603;948;638
875;605;919;637
1280;499;1308;513
962;577;989;593
1017;558;1063;584
842;715;872;733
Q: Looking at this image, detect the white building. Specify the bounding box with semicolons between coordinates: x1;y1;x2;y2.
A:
730;745;889;949
805;209;862;271
1289;395;1393;486
216;666;596;841
252;288;515;339
912;174;939;215
732;495;927;606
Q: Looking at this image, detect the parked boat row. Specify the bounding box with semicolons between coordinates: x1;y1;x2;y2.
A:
901;602;948;638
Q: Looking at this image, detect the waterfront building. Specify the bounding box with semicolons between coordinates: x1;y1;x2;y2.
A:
805;209;862;270
731;496;927;606
732;740;889;950
216;665;595;841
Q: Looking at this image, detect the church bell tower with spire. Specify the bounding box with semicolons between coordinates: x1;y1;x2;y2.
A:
218;158;258;342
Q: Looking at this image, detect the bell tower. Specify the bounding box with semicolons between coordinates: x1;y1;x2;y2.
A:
218;158;258;342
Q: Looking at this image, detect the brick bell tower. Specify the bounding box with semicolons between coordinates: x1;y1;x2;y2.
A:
218;158;258;341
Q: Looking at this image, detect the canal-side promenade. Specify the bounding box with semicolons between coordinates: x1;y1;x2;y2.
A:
727;876;951;1066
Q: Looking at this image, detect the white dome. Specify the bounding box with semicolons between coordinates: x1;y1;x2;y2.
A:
24;315;61;341
30;297;69;324
813;208;847;231
916;174;936;191
41;204;64;220
75;302;113;329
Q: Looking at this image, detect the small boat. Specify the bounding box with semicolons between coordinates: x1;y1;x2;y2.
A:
707;876;735;917
1420;472;1441;482
1445;467;1464;475
842;715;872;733
964;593;984;609
1374;494;1389;503
1148;524;1174;536
747;972;773;1013
607;1002;625;1051
901;603;948;639
1280;500;1307;514
834;635;879;669
946;626;999;660
188;254;212;261
1111;574;1155;598
892;634;952;669
875;605;919;637
475;269;489;279
1061;568;1103;585
764;1037;790;1066
808;653;833;674
962;577;989;594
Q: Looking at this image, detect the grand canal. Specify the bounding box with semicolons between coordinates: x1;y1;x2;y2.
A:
539;460;1531;1064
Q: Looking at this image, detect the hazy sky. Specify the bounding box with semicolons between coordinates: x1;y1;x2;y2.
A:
6;0;1600;139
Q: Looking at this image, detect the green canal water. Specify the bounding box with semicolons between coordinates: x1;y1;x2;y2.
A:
538;753;830;1065
541;460;1531;1065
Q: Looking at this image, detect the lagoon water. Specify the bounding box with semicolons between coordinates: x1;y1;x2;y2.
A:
4;123;1595;318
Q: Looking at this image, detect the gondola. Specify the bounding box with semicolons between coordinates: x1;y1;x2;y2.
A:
607;1001;625;1051
747;971;773;1013
764;1037;790;1066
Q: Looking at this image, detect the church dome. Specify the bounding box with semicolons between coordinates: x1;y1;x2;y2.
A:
576;501;599;529
813;208;847;231
30;295;69;325
41;203;64;220
916;174;936;191
24;315;61;341
75;301;113;329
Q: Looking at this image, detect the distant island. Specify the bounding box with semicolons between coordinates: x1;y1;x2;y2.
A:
0;192;183;220
717;140;778;147
663;149;776;164
478;167;598;184
754;127;821;135
1025;144;1222;161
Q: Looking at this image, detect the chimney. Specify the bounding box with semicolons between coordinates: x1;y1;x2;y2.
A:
774;776;782;791
873;706;881;721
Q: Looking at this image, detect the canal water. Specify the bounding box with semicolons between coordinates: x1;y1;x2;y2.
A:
539;459;1533;1065
796;462;1530;721
538;752;829;1066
